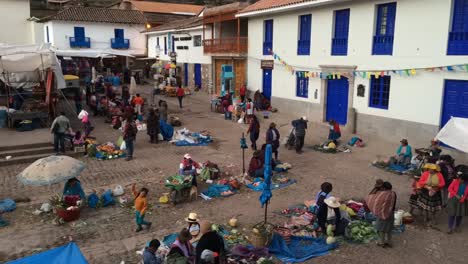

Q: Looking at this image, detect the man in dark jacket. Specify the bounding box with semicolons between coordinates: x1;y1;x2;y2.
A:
292;116;308;154
196;221;225;264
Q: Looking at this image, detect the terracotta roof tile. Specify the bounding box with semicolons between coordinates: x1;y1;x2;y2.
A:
239;0;313;14
203;2;250;17
130;1;204;16
146;17;203;32
40;7;147;24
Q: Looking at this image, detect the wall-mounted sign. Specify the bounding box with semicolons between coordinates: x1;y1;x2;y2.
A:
357;84;365;97
261;60;274;69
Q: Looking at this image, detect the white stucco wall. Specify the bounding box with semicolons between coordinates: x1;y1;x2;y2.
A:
0;0;33;44
246;0;468;126
147;27;212;64
45;21;146;55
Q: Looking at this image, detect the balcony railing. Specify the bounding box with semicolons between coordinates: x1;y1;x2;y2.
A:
372;35;394;55
331;38;348;56
203;37;248;54
69;37;90;48
111;38;130;49
447;31;468;55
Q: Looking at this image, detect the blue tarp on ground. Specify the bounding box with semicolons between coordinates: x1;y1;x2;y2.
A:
268;234;337;263
174;133;213;147
7;242;87;264
246;178;297;192
160;120;174;140
202;184;236;198
0;199;16;212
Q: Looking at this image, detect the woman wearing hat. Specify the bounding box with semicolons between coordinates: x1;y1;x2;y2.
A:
389;139;413;167
266;122;280;160
317;196;346;236
185;212;201;237
447;173;468;233
417;163;446;224
179;154;201;187
166;228;195;264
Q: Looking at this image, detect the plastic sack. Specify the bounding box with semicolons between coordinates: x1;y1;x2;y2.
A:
159;194;169;204
158;133;163;141
120;141;126;150
0;199;16;212
113;185;124;196
101;190;115;207
78;110;89;120
116;136;123;148
88;193;99;208
237;118;244;124
40;203;52;213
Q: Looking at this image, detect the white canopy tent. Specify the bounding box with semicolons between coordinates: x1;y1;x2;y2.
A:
0;43;66;89
53;48;137;58
435;117;468;153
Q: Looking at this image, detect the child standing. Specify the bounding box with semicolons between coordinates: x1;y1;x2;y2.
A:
132;183;152;232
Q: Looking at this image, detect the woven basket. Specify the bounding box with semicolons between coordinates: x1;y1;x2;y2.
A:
250;222;274;248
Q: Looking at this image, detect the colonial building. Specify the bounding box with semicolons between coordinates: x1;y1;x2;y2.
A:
238;0;468;145
0;0;38;45
203;2;249;96
146;17;213;91
38;7;147;56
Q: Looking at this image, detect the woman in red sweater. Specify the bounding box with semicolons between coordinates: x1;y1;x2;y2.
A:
447;173;468;233
417;163;445;225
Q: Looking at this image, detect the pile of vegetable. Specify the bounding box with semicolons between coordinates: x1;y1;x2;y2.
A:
345;221;377;243
165;175;193;190
212;224;248;248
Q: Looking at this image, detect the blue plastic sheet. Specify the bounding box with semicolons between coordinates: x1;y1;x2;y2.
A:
162;233;178;247
268;234;337;263
0;199;16;212
175;133;213;147
247;178;297;192
202;184;235;198
7;242;88;264
388;164;408;173
160;120;174;140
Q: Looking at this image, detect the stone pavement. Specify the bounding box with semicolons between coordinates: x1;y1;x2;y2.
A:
0;87;467;263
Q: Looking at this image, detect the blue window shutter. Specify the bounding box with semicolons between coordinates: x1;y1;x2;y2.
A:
448;0;468;55
172;36;175;52
369;75;391;109
114;29;124;39
164;36;167;55
296;72;309;98
332;9;350;56
46;26;50;43
373;2;397;55
157;37;159;47
298;14;311;55
74;27;85;39
263;20;273;55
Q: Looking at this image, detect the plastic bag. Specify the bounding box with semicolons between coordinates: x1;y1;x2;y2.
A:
116;136;123;148
88;193;99;208
78;110;88;120
237;118;244;124
158;133;163;141
40;203;52;213
101;190;115;207
113;185;124;196
120;141;126;150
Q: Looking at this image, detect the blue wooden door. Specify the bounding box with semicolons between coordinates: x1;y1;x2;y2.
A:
441;80;468;127
184;63;188;86
194;63;202;88
262;69;272;99
326;77;349;124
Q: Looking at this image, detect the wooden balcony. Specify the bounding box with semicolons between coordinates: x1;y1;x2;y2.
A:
203;37;247;54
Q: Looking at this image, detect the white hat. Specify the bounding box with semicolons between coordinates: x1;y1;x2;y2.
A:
184;153;192;159
324;196;341;208
302;116;308;121
185;212;199;223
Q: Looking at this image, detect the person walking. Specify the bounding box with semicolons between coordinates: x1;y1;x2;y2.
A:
123;116;138;161
132;183;151;232
246;115;260;150
147;108;160;144
266;122;280;160
292;116;308;153
446;173;468;234
50;112;71;154
176;86;185;108
240;83;247;102
366;181;397;248
133;93;144;115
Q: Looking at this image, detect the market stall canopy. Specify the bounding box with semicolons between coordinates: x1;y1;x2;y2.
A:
0;43;66;89
6;242;87;264
53;48;137;58
17;155;86;186
435;117;468;153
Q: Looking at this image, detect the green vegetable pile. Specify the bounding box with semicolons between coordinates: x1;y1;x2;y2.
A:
345;221;376;243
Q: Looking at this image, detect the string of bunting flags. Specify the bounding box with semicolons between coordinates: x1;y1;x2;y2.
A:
268;49;468;79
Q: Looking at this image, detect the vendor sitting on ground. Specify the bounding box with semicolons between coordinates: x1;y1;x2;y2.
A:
328;120;341;143
317;196;347;236
389;139;413;167
63;177;86;201
248;150;264;178
179;154;201;187
166;228;195;264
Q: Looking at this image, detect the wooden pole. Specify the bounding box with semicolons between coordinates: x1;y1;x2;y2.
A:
264;201;268;224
